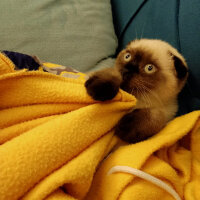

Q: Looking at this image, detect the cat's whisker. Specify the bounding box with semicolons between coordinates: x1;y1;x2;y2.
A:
141;84;165;107
137;79;154;87
137;85;153;107
135;27;138;40
132;79;163;107
140;21;147;39
132;82;153;107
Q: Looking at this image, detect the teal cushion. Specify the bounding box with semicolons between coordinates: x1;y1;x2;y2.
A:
0;0;117;72
111;0;200;115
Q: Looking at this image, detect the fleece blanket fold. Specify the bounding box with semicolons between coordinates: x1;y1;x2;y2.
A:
0;52;200;200
0;52;136;200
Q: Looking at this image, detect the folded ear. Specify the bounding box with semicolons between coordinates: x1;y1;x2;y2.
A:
172;54;188;79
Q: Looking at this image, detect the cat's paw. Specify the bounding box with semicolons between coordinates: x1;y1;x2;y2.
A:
115;109;152;143
85;75;119;101
115;109;165;143
115;111;139;143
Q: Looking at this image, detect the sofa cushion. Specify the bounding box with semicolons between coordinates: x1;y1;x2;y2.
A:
0;0;117;72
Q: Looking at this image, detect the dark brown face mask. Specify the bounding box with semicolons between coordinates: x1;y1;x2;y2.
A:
115;39;188;97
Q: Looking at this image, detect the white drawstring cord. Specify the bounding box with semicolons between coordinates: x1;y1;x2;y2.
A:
107;166;182;200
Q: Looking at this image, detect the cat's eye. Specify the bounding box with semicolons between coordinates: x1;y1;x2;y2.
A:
124;52;132;62
144;64;156;74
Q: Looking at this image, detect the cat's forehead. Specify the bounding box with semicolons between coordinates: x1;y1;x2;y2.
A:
127;39;171;51
126;39;170;59
126;46;158;63
123;39;176;68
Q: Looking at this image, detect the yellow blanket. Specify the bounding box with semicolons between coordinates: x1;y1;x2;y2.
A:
0;52;200;200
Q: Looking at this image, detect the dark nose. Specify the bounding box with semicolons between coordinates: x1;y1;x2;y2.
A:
124;63;139;74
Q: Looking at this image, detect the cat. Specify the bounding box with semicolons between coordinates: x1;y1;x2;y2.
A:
85;39;188;143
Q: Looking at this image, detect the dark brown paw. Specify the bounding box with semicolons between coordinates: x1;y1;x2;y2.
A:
85;75;119;101
115;110;152;143
115;112;139;143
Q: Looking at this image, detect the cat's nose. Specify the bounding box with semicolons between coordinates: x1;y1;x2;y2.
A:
124;63;139;73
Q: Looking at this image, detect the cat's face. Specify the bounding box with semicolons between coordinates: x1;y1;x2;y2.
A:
115;39;188;103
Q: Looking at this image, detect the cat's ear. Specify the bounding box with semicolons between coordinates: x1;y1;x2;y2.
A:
170;52;188;79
